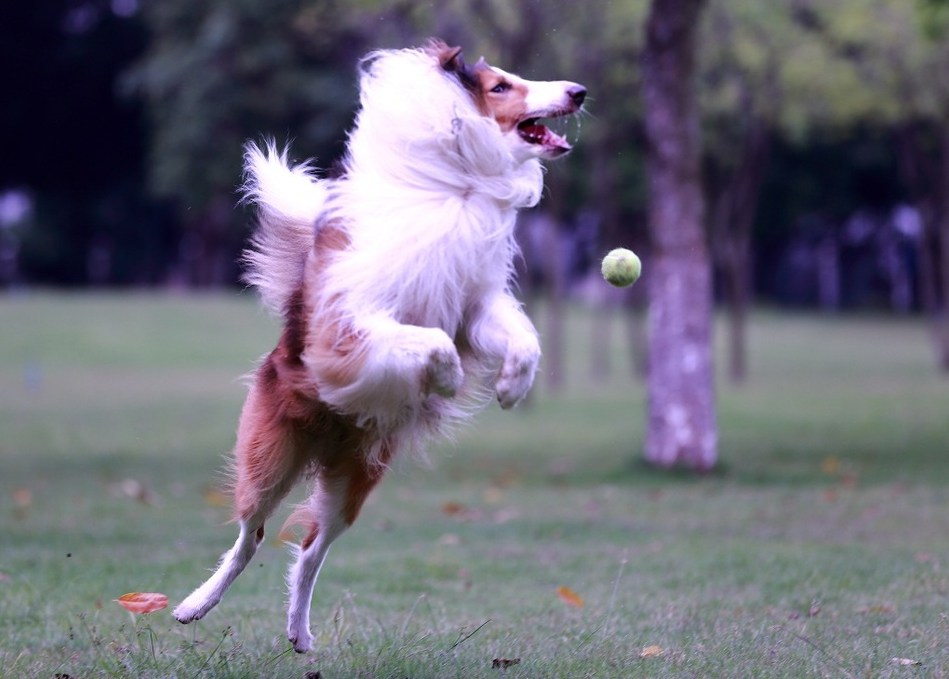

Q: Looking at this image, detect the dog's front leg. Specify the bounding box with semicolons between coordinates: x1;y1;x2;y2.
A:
467;292;541;409
309;315;464;421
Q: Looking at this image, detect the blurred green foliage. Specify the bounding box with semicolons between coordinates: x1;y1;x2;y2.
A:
2;0;948;296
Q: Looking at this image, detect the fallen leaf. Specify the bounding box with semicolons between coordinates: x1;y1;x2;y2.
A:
492;658;521;669
820;456;840;474
439;532;460;546
858;604;894;615
891;658;922;666
115;592;168;614
13;488;32;519
483;487;504;504
640;645;665;658
109;478;157;505
203;487;230;507
556;585;585;608
441;501;467;516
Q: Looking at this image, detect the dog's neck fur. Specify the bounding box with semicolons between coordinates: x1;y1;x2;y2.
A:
313;47;544;333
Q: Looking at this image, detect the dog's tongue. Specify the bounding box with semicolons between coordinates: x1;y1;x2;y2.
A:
518;122;572;152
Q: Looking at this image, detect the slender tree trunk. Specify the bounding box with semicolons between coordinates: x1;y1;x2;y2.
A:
935;128;949;370
708;113;770;384
725;255;748;382
895;123;949;372
642;0;716;470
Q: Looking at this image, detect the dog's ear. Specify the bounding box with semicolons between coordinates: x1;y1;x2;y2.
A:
428;39;465;72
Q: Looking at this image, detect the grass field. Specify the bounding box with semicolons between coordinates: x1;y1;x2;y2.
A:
2;292;949;678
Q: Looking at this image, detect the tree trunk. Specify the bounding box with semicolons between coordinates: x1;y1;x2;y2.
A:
895;122;949;372
712;119;770;384
935;127;949;370
641;0;717;470
725;255;748;383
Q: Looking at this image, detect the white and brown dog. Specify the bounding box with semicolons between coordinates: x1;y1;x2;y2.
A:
173;40;586;653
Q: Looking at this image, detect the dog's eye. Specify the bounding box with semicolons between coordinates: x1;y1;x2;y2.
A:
490;81;511;94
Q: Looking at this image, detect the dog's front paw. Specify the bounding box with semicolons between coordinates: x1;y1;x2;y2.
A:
496;335;540;409
173;598;211;625
288;622;314;654
421;331;463;398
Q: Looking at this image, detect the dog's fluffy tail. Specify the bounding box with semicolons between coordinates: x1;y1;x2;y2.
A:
241;140;326;316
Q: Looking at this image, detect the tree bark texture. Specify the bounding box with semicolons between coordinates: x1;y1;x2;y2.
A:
641;0;717;469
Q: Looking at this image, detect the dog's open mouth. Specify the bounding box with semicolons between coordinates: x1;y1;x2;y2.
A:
517;117;573;154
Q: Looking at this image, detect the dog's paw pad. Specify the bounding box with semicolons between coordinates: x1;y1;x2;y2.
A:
425;345;463;398
496;342;540;409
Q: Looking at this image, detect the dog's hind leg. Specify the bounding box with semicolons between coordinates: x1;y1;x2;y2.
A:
174;379;305;624
286;450;387;653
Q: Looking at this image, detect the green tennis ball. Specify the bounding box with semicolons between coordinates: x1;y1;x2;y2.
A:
601;248;641;288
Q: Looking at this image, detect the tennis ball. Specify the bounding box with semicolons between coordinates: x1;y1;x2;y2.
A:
601;248;641;288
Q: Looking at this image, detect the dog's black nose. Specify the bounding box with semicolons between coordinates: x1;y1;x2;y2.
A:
568;85;587;107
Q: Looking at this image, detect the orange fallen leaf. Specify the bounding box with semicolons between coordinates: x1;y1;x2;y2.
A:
115;592;168;614
203;487;230;507
858;604;894;615
13;488;32;519
640;645;665;658
556;585;584;608
441;501;467;516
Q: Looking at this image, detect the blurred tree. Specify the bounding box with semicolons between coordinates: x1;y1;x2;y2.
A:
699;0;887;381
797;0;949;370
0;0;153;285
642;0;716;470
122;0;367;285
700;1;779;384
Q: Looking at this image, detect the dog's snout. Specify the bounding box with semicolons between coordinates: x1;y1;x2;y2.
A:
568;85;587;107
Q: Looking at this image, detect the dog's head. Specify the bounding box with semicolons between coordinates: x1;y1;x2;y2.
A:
431;41;586;163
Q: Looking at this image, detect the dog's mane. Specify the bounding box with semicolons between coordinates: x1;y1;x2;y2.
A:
313;44;545;331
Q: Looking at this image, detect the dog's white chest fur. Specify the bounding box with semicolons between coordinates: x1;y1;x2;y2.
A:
328;185;517;335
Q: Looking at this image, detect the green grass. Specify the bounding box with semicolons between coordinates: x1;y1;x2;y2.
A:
2;293;949;678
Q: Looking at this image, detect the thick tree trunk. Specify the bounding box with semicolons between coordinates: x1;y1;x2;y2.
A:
642;0;717;470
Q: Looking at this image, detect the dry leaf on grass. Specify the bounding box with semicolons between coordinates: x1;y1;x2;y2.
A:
13;488;32;519
492;658;521;669
556;585;584;608
115;592;168;614
891;658;922;666
442;501;467;516
639;645;665;658
203;487;230;507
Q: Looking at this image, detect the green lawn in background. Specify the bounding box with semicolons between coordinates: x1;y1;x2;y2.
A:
2;292;949;678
